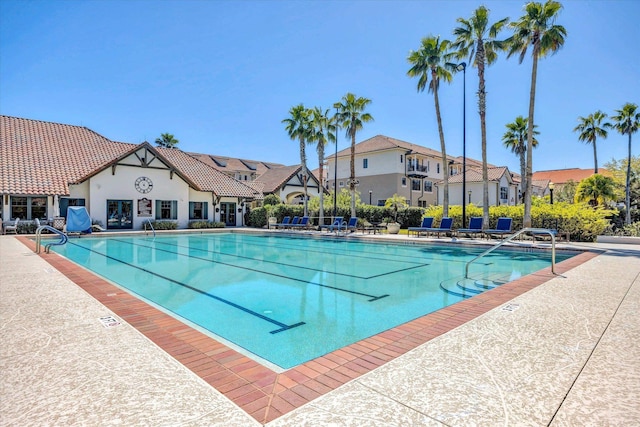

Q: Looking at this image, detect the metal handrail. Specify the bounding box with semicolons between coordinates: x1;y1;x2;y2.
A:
465;228;556;278
143;218;156;238
35;225;68;253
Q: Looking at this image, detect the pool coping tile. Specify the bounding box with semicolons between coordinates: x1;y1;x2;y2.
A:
16;235;599;425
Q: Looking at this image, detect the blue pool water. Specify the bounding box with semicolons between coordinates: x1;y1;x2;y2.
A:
49;233;576;369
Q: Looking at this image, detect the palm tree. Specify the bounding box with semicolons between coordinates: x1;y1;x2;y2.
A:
407;35;456;216
452;5;508;227
282;104;312;217
333;93;374;218
611;102;640;224
309;107;336;226
507;0;567;227
155;133;179;148
574;174;617;207
573;111;611;174
502;116;539;200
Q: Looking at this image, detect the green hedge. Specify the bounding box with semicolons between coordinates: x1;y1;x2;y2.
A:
187;221;225;229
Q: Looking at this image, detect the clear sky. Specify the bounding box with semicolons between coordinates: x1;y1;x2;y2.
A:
1;0;638;175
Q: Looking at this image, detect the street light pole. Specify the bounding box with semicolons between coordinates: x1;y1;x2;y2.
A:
369;190;372;205
457;62;467;227
549;182;554;205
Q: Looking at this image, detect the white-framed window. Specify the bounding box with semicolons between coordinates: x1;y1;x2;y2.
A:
401;177;407;187
500;187;509;200
363;158;368;168
10;196;47;220
411;179;421;191
400;155;403;163
424;180;433;192
437;163;440;174
339;181;344;187
189;202;208;220
156;200;178;220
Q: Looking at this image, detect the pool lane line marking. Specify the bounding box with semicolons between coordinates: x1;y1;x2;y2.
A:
65;241;305;334
107;239;391;302
120;236;405;291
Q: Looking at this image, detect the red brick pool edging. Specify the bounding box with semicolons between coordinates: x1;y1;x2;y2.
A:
17;236;598;424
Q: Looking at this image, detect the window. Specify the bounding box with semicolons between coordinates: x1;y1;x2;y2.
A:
155;200;177;220
59;198;85;217
411;179;421;191
437;163;440;174
400;155;403;163
401;177;407;187
189;202;208;220
363;158;368;169
10;196;47;220
339;181;344;187
500;187;509;200
424;180;433;192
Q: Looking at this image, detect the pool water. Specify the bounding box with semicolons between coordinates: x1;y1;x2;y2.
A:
50;233;575;369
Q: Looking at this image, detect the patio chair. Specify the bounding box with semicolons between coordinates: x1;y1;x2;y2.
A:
289;216;311;230
320;216;344;232
274;216;291;229
456;217;483;238
484;217;513;240
345;217;358;232
4;218;19;234
407;217;434;237
424;217;453;238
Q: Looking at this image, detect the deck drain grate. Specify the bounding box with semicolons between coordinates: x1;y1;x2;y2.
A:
99;315;121;328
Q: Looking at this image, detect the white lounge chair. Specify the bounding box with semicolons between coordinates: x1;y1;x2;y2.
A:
4;218;19;234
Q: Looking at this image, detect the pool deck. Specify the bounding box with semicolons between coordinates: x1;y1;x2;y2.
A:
1;232;639;426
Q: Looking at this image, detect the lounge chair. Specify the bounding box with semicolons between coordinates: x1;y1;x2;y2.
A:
407;217;434;237
456;217;483;238
4;218;19;234
423;217;453;238
273;216;291;229
345;217;358;232
484;217;513;239
289;216;311;230
288;216;300;229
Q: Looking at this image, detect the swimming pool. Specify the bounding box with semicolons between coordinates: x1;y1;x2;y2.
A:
49;232;575;369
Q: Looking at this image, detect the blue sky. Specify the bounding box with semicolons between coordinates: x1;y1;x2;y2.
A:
1;0;638;175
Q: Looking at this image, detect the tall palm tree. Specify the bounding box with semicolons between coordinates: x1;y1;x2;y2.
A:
407;35;456;216
309;107;336;226
611;102;640;224
574;174;617;207
502;116;539;200
155;133;179;148
452;5;508;226
573;111;610;174
282;104;312;217
333;93;374;218
507;0;567;227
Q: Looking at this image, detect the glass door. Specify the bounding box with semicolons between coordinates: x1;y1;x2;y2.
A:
107;200;133;229
220;202;236;226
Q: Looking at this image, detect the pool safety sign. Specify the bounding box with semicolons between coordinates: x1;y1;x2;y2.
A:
501;303;521;312
99;315;121;328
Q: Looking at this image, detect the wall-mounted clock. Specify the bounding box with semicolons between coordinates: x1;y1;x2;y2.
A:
135;176;153;194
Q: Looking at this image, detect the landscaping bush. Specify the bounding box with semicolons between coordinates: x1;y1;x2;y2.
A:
147;220;177;230
188;221;225;229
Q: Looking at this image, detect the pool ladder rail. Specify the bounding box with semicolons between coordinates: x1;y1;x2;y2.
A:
465;227;557;279
35;225;69;253
143;218;156;238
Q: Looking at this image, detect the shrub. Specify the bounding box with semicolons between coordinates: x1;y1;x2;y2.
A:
147;220;177;230
188;221;225;229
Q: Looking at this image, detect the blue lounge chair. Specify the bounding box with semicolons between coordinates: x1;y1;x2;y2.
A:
345;217;358;232
408;217;434;237
456;217;483;238
484;217;513;239
424;217;453;238
289;216;311;230
288;216;300;229
320;216;344;232
274;216;290;229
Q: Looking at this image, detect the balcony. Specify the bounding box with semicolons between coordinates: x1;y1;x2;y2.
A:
406;164;429;178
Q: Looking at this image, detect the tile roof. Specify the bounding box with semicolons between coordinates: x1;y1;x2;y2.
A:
532;168;610;185
446;166;513;184
255;165;302;193
188;153;284;176
329;135;457;162
1;115;131;195
0;115;259;198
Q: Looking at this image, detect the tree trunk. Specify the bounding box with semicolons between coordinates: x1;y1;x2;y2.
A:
626;133;632;225
350;132;356;218
593;139;598;174
477;43;490;224
433;70;449;216
300;136;308;217
318;147;325;226
524;46;540;228
519;145;526;203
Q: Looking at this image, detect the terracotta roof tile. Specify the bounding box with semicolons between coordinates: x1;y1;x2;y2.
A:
255;165;301;193
532;168;610;185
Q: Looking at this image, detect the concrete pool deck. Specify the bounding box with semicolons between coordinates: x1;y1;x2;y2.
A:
1;233;638;426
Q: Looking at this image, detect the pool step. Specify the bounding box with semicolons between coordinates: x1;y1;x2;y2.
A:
439;274;509;298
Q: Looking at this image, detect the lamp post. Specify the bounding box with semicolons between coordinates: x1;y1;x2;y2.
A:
369;190;372;205
457;62;467;227
549;182;554;205
333;107;339;220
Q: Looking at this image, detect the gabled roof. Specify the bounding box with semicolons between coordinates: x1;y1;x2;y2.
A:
445;166;514;184
532;168;610;185
0;115;259;198
0;115;131;195
189;152;284;176
329;135;456;162
255;165;302;193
